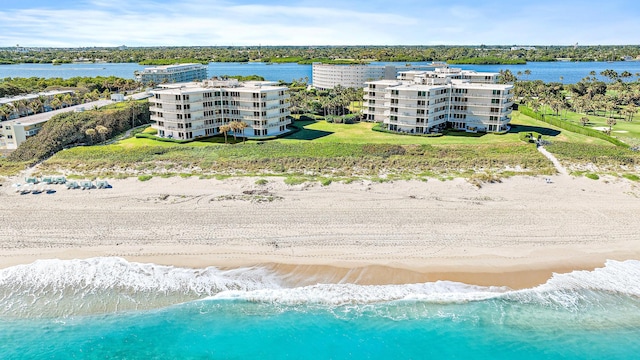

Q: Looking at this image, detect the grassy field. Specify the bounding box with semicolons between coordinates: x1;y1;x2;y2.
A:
9;111;638;180
281;112;612;146
537;108;640;146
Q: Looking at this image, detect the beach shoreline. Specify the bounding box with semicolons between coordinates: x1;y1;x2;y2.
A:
1;174;639;289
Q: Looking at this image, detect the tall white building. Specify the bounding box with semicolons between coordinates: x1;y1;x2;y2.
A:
136;63;208;85
149;79;290;140
312;63;443;89
363;67;513;133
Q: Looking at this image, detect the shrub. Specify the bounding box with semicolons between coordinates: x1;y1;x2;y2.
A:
255;178;268;185
622;174;639;181
138;175;153;181
284;176;306;185
585;173;599;180
320;178;332;186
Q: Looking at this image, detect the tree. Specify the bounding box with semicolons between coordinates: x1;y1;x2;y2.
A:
235;121;248;142
580;116;589;126
0;104;12;121
623;103;637;121
96;125;109;142
219;124;231;144
85;128;97;144
606;118;616;134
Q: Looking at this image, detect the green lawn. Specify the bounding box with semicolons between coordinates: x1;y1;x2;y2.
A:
279;112;612;146
537;108;640;146
27;110;634;179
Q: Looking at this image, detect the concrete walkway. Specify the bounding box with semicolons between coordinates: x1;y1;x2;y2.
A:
537;145;568;175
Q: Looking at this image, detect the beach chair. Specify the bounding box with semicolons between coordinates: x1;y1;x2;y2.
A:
25;177;39;184
80;181;94;190
66;181;80;190
41;176;54;185
96;180;110;189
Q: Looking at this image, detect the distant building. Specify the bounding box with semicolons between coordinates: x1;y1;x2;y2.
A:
363;67;514;134
510;46;536;51
312;63;445;89
135;63;208;85
0;90;75;120
0;99;113;150
111;94;125;102
149;79;290;140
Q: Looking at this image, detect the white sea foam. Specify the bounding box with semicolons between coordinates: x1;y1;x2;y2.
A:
213;282;508;305
0;257;282;318
214;260;640;308
1;258;639;318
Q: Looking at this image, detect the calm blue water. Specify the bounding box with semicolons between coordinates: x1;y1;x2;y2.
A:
1;258;639;359
1;61;640;84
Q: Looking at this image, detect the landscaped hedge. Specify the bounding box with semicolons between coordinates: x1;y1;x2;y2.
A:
135;132;193;143
519;106;629;147
518;131;541;143
372;123;444;137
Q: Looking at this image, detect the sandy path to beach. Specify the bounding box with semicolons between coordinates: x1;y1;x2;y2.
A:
1;175;639;288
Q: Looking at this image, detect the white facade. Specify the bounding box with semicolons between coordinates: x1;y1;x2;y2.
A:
135;63;208;85
312;63;443;89
149;79;291;140
363;68;513;134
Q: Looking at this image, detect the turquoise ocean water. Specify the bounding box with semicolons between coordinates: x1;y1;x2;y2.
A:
1;258;640;359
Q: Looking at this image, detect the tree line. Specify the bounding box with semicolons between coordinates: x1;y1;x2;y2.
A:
2;45;639;65
507;69;639;133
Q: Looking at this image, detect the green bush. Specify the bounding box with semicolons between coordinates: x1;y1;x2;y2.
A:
371;123;443;137
519;131;541;144
585;173;599;180
255;179;268;185
622;174;640;181
284;176;306;185
138;175;153;181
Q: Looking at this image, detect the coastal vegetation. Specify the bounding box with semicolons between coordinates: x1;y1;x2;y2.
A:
447;57;526;65
0;76;138;97
2;45;638;65
7;100;149;164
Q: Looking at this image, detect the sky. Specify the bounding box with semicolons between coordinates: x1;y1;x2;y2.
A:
0;0;638;47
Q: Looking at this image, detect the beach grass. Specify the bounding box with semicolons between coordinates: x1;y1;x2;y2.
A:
6;111;635;179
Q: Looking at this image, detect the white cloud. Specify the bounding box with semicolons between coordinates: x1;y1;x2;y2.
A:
1;0;639;46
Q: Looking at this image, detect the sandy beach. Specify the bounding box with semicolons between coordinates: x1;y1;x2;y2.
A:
1;174;639;289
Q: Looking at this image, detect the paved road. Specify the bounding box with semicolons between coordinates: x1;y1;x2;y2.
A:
8;99;114;125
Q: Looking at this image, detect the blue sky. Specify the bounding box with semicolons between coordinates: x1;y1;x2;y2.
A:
1;0;638;47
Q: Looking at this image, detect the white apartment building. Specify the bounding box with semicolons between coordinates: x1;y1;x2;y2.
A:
149;79;290;140
363;67;513;133
135;63;208;85
312;63;443;89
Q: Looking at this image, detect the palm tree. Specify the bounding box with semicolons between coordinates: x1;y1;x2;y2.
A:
229;121;240;140
96;125;109;142
219;124;231;144
49;98;62;110
28;98;43;115
606;118;616;134
0;104;11;121
236;121;248;142
623;103;637;122
85;128;97;144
